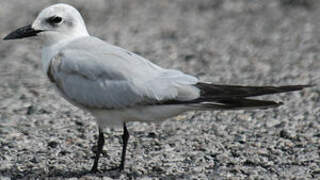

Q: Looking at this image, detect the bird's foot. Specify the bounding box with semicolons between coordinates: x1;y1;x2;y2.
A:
90;166;102;174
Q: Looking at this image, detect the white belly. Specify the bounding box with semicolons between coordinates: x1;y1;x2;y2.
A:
88;105;192;129
52;83;193;129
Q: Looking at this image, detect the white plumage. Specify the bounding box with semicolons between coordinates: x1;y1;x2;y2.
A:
47;36;200;127
3;3;310;172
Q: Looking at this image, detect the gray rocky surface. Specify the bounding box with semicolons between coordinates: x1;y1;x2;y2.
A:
0;0;319;179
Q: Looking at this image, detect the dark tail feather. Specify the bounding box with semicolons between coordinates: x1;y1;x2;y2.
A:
161;82;312;110
196;82;313;98
163;97;283;110
193;98;283;110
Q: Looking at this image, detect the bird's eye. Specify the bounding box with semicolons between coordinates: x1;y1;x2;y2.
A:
47;16;63;24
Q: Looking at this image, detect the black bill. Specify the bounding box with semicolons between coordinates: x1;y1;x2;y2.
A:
3;24;43;40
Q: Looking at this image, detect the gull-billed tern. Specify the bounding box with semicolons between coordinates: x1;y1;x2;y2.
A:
3;3;312;172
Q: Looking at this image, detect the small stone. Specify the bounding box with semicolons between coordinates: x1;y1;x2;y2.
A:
0;177;11;180
103;177;114;180
147;132;157;138
279;129;293;140
26;105;35;115
48;141;59;148
234;135;246;144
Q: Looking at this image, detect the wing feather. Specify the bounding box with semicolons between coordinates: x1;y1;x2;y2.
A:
48;37;199;109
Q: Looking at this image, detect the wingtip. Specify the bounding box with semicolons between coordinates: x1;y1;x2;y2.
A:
277;101;284;106
306;84;316;88
2;34;10;40
262;101;283;109
289;84;315;91
296;84;316;90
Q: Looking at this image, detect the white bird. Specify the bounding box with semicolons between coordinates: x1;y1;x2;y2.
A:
3;3;311;173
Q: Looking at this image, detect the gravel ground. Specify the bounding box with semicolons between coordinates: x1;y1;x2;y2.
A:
1;0;320;179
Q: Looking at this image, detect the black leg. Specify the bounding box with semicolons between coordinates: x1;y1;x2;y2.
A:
119;122;130;170
91;128;105;173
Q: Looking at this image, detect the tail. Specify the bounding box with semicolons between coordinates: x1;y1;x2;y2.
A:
162;83;312;110
191;98;283;110
195;82;312;98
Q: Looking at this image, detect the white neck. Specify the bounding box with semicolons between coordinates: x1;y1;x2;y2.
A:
41;34;88;74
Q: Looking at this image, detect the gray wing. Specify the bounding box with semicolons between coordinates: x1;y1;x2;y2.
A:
48;36;200;109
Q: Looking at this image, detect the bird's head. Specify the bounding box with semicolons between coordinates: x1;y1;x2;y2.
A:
3;3;89;46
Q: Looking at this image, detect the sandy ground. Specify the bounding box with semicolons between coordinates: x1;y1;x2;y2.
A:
0;0;320;179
